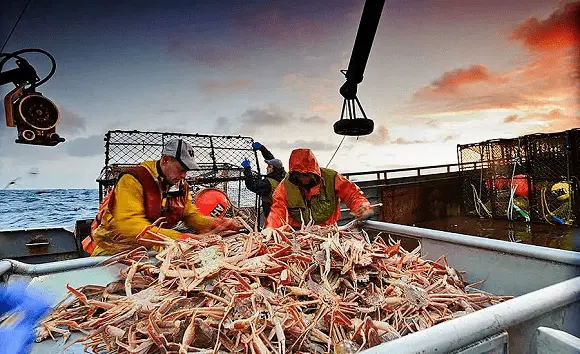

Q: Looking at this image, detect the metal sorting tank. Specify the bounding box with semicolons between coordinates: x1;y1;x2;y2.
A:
0;221;578;354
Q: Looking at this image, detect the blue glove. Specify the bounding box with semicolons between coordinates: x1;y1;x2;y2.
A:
241;159;251;169
251;142;262;150
0;282;51;354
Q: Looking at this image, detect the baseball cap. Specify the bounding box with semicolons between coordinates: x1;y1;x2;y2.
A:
162;138;199;171
265;158;283;169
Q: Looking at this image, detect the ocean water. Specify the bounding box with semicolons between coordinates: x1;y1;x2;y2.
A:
0;189;99;230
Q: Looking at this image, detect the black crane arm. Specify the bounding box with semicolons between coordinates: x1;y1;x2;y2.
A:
334;0;385;136
339;0;385;100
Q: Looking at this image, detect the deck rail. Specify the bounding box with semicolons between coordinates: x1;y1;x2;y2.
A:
342;161;489;182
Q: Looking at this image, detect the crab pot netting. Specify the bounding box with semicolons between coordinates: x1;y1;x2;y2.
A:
457;129;579;225
487;138;529;218
526;131;578;225
96;130;262;227
458;143;492;217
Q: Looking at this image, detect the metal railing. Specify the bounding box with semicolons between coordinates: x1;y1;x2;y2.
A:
342;161;488;182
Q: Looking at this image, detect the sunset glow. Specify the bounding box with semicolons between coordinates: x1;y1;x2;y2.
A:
0;0;578;188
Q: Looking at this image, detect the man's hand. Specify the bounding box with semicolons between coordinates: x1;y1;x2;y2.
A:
351;204;374;220
214;217;241;232
251;142;262;150
241;159;251;169
223;218;242;231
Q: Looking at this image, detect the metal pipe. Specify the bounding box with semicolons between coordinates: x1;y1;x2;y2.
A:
0;250;158;278
361;276;580;353
0;257;109;277
341;161;485;178
362;220;580;266
340;203;383;212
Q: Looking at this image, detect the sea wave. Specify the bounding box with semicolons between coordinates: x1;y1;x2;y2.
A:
0;189;99;230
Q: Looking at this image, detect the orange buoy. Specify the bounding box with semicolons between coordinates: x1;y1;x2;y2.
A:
485;175;529;198
512;175;529;198
192;188;230;217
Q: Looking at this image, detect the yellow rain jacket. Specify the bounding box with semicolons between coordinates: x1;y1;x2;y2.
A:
91;160;213;256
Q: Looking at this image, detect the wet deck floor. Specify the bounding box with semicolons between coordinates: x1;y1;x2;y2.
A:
416;216;579;252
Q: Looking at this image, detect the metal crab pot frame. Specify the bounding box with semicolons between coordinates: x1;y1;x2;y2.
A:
1;220;578;354
457;129;580;226
95;130;264;227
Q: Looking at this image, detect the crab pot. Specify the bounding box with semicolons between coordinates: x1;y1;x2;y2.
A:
95;130;263;229
457;142;493;217
2;220;578;354
457;129;580;226
526;130;578;225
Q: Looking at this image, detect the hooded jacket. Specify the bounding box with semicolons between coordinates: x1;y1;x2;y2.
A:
91;160;215;256
265;148;370;228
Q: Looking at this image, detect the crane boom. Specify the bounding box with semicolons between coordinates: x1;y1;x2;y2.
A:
339;0;385;100
334;0;385;136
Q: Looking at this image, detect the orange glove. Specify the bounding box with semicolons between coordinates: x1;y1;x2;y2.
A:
351;204;374;220
178;233;201;240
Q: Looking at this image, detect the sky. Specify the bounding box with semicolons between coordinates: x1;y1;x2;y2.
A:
0;0;578;189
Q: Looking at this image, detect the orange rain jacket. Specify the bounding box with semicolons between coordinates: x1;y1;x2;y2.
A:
265;148;370;228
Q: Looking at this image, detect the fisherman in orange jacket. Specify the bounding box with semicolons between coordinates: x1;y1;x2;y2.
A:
265;148;372;229
88;138;240;256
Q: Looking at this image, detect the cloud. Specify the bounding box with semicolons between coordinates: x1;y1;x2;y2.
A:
410;53;577;115
503;109;580;132
415;65;508;97
213;116;233;134
269;139;337;151
358;124;390;146
510;2;580;52
392;137;433;145
211;106;289;134
212;105;327;135
409;3;579;129
64;135;105;157
57;107;87;135
199;78;253;94
504;114;519;123
242;107;290;127
355;123;456;146
298;115;327;124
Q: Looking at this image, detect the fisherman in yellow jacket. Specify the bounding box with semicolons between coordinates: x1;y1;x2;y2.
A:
88;138;240;256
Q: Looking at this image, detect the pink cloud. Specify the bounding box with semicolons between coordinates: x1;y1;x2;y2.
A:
510;2;580;52
417;65;506;95
357;124;453;146
504;109;580;132
354;124;389;146
410;4;579;121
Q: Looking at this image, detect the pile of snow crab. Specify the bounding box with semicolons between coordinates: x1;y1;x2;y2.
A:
37;219;512;353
